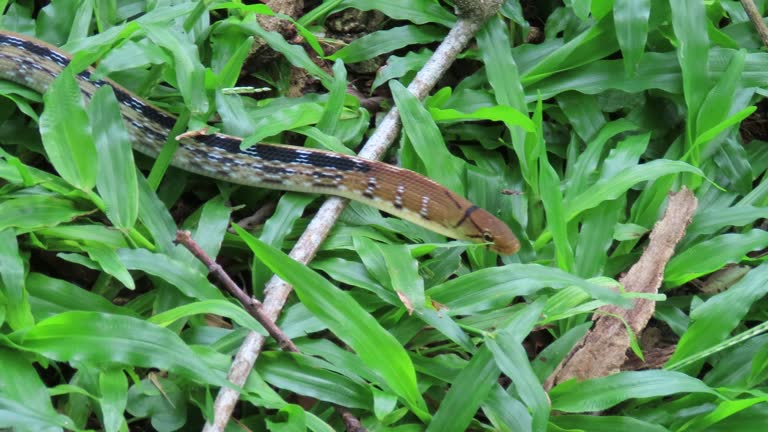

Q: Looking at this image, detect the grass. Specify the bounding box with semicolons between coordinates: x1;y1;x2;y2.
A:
2;0;768;431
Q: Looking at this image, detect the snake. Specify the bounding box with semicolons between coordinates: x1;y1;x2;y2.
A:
0;30;520;255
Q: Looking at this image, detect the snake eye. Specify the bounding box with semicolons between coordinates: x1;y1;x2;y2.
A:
482;231;494;243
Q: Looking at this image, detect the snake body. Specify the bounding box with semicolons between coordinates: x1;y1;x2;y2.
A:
0;30;519;254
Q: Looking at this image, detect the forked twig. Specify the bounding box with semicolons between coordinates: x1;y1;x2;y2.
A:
175;231;365;432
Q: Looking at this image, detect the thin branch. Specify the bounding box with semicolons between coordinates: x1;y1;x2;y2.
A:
741;0;768;48
174;230;299;352
204;10;501;432
175;231;365;430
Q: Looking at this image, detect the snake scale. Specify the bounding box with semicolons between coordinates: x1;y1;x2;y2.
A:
0;30;520;255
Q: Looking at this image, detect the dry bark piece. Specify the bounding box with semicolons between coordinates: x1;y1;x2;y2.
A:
545;188;698;389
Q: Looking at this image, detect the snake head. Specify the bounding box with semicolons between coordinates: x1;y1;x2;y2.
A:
460;207;520;255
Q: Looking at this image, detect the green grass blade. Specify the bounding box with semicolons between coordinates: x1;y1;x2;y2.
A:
13;311;231;388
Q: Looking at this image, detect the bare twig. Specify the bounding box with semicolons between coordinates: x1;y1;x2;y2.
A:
741;0;768;48
175;230;298;352
544;189;698;389
204;7;502;432
175;231;365;430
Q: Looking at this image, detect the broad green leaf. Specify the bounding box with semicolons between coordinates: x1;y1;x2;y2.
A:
13;311;231;388
0;347;73;430
552;415;670;432
427;264;629;315
373;48;431;90
665;230;768;286
694;49;746;147
686;205;768;237
89;85;139;230
666;264;768;371
126;377;187;431
337;0;456;26
82;242;135;290
694;106;756;148
565;118;637;198
257;352;371;409
0;229;33;329
149;300;265;335
482;385;533;432
681;397;768;432
265;404;307;431
329;25;445;63
391;80;465;195
539;153;574;271
670;0;710;137
36;225;127;249
557;92;605;142
251;193;316;289
241;103;326;146
116;249;224;301
378;243;424;312
239;20;332;87
565;160;703;221
99;369;128;432
522;15;618;85
187;195;232;265
26;273;134;318
233;224;429;420
613;0;650;76
312;60;348;144
136;174;176;252
550;371;717;412
477;16;526;110
486;300;549;432
426;347;499;432
0;195;90;232
142;24;208;115
38;69;97;191
429;105;534;131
